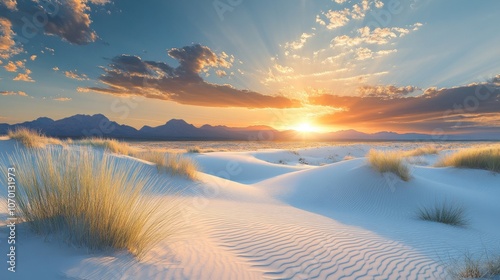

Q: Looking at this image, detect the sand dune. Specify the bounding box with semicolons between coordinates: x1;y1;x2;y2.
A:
1;140;499;279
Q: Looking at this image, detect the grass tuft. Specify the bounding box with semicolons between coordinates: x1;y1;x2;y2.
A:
186;146;201;153
77;138;135;155
8;127;62;148
132;150;198;180
449;252;500;279
403;145;440;157
367;149;411;181
437;145;500;172
417;202;467;227
7;147;181;258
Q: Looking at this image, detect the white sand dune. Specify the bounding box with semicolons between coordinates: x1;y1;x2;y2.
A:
1;140;499;279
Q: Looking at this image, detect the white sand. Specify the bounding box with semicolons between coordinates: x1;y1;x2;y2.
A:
1;140;499;279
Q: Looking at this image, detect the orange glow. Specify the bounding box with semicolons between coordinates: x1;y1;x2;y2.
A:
293;122;322;133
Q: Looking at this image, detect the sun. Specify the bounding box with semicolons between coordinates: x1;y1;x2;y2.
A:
295;122;318;133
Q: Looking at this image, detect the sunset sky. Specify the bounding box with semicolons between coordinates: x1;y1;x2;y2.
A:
1;0;499;134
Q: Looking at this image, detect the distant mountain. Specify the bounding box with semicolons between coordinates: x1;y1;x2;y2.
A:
0;114;498;141
0;114;138;139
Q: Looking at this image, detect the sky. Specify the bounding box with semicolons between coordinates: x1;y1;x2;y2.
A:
0;0;499;134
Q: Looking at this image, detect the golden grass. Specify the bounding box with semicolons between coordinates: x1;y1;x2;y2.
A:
436;145;500;172
8;127;62;148
403;145;440;157
77;138;135;155
8;147;181;258
367;149;411;181
186;146;201;153
132;150;198;180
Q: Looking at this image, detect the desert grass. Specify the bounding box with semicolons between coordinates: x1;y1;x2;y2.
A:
417;202;467;227
132;150;198;180
77;138;135;155
367;149;411;181
8;127;62;148
186;146;201;153
436;145;500;172
449;252;500;279
403;145;440;157
7;147;181;258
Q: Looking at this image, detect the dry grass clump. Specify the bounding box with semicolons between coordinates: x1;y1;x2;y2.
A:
403;145;440;157
436;145;500;172
417;202;467;227
186;146;201;153
77;138;135;155
133;150;198;180
8;127;62;148
7;147;180;258
367;149;411;181
449;252;500;279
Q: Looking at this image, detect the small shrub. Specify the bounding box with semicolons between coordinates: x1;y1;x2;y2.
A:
7;147;181;258
417;202;467;227
437;145;500;172
367;150;410;181
8;127;62;148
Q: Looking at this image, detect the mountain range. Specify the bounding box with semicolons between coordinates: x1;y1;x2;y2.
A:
1;114;499;141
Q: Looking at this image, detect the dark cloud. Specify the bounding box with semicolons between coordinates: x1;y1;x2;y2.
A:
1;0;107;46
357;85;419;98
168;44;232;81
310;82;500;133
85;45;301;109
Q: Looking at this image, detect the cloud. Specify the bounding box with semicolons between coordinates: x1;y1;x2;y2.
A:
357;85;419;98
0;18;20;60
215;69;227;77
30;54;36;61
351;0;369;20
309;82;500;133
332;24;421;47
5;59;33;81
167;44;233;81
320;8;351;29
53;97;72;101
284;32;314;50
0;0;16;10
317;0;386;29
64;70;89;80
3;60;17;71
355;47;372;60
88;0;110;4
52;66;59;71
13;69;34;82
0;90;28;96
354;47;397;60
273;63;294;74
0;0;109;60
85;44;301;109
